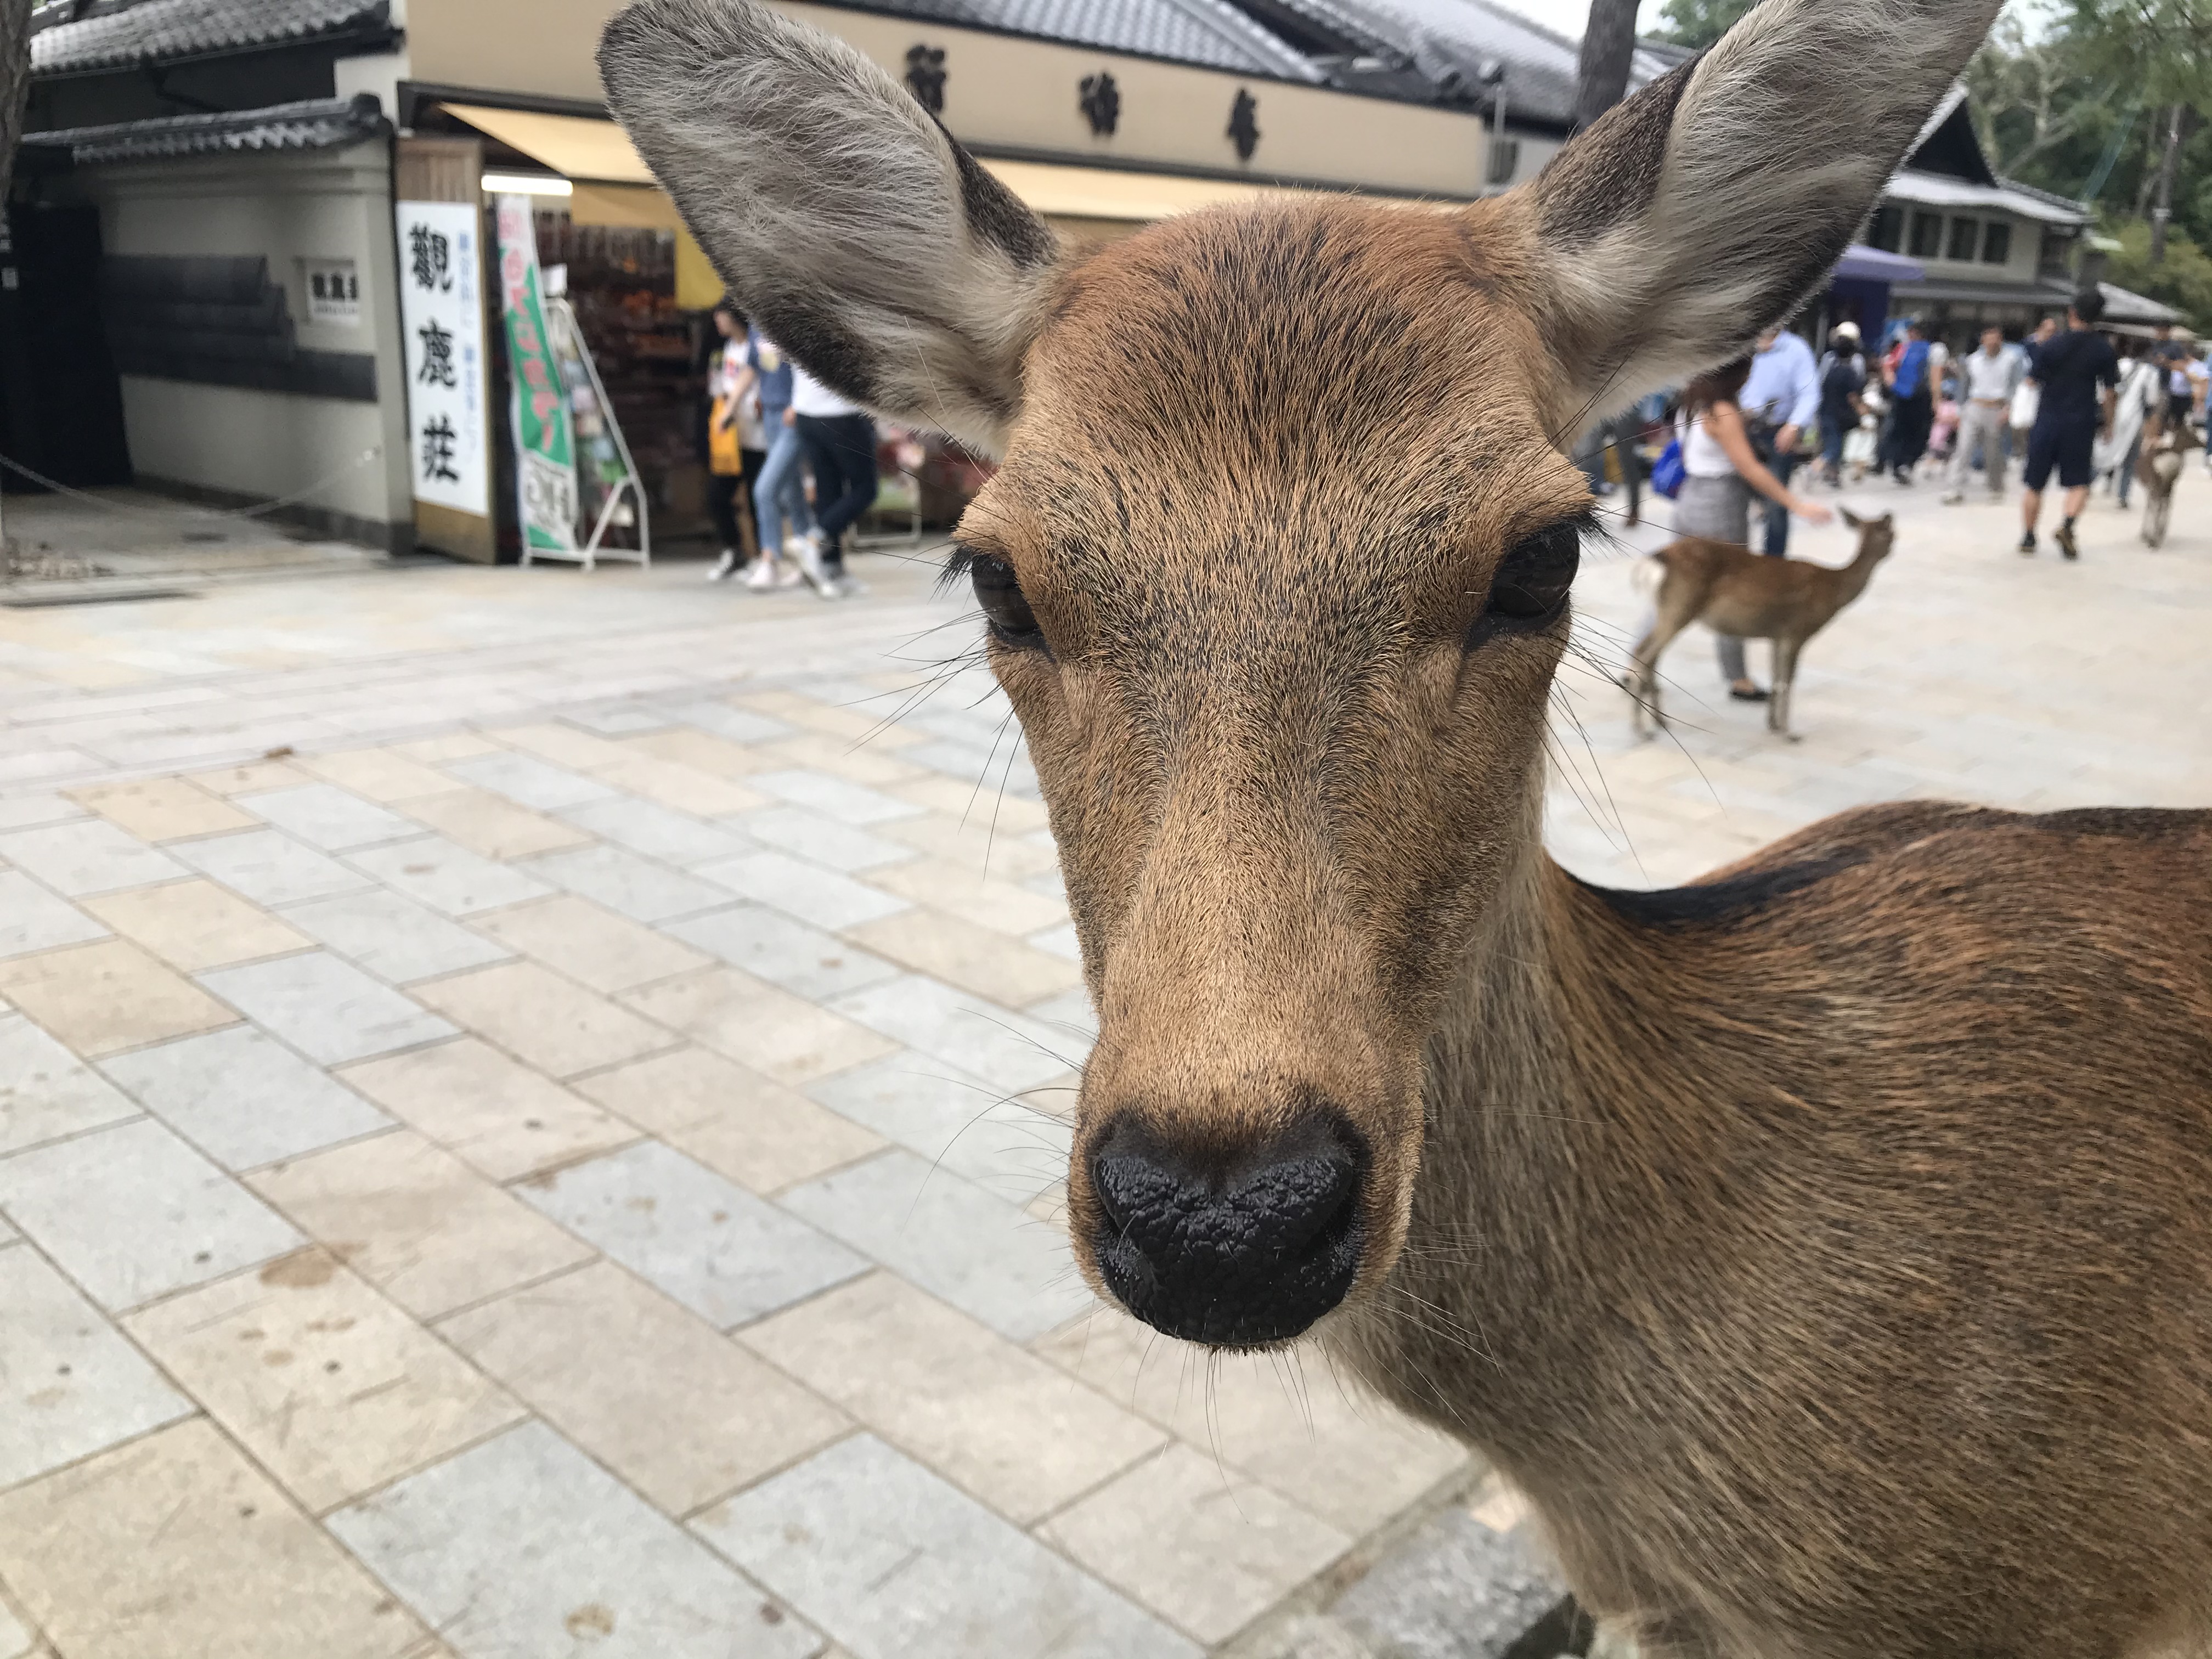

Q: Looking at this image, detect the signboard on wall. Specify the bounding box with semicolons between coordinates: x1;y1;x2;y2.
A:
305;257;360;326
493;194;578;557
393;201;489;517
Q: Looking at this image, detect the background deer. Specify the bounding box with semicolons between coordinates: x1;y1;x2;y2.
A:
603;2;2212;1654
2137;403;2194;548
1628;510;1894;740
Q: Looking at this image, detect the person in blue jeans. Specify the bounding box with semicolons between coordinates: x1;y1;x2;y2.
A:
739;328;814;590
1740;324;1822;554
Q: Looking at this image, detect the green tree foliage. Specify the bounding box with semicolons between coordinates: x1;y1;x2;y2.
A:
2104;218;2212;322
1652;0;1754;50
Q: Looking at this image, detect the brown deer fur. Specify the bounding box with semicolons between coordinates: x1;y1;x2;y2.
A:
1629;510;1895;740
601;0;2212;1652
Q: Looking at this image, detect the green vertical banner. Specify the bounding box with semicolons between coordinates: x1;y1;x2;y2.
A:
494;194;577;554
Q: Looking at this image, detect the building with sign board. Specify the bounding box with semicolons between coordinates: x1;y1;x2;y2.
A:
17;0;1674;557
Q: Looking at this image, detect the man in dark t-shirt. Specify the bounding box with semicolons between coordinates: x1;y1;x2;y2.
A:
2019;288;2119;560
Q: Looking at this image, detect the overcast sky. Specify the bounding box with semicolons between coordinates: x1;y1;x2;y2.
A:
1483;0;1661;44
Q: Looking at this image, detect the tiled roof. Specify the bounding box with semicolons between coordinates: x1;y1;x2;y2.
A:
838;0;1322;79
30;0;388;76
21;93;388;163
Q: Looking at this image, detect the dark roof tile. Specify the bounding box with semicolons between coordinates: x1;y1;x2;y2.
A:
22;93;388;163
31;0;387;76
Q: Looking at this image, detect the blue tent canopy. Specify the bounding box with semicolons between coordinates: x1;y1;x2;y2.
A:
1832;245;1926;284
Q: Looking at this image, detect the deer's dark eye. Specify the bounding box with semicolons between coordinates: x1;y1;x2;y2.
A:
968;553;1047;653
1470;519;1582;646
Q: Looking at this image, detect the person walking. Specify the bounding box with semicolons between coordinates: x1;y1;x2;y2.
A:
703;304;766;581
1815;322;1866;487
2099;348;2159;511
733;326;814;590
1942;325;2023;503
790;363;878;600
2019;289;2120;560
1740;324;1821;554
1672;359;1834;701
1880;319;1935;483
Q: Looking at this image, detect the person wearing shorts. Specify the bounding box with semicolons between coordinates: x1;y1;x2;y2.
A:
2019;289;2118;560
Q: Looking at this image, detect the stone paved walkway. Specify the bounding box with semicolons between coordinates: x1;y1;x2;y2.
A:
0;465;2205;1659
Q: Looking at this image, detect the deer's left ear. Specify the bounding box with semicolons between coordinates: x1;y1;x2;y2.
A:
599;0;1062;456
1517;0;2001;424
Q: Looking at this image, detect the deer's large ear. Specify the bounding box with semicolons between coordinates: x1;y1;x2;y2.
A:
599;0;1061;456
1521;0;2001;421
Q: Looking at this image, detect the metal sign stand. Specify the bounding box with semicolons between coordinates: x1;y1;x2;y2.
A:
524;295;651;571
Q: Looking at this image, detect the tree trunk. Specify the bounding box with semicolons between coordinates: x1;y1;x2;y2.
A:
0;0;32;210
2147;103;2193;265
1575;0;1641;130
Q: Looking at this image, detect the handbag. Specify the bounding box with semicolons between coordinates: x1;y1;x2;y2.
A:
1650;437;1686;499
2008;380;2039;431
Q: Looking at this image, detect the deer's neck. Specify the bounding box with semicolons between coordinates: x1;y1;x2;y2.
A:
1331;839;1731;1452
1832;546;1883;607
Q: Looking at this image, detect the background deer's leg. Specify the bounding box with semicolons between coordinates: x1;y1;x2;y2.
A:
1770;637;1804;740
1629;605;1694;739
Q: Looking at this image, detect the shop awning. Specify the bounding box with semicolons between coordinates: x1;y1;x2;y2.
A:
1832;244;1923;284
438;103;1434;222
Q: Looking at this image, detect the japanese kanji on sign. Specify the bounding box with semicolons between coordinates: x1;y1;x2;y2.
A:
393;200;488;518
493;194;578;557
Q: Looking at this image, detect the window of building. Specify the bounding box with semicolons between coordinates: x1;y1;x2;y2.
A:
1947;217;1979;261
1982;221;2012;264
1909;212;1944;258
1869;205;1904;253
1486;137;1520;187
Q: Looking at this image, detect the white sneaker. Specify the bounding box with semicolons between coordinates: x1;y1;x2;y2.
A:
793;530;832;593
1940;490;1963;504
742;558;777;591
826;571;867;599
708;548;741;582
774;561;805;589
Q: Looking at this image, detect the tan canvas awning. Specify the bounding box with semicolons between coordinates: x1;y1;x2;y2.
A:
439;103;657;185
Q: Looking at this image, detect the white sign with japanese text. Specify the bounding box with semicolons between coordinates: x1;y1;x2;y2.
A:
304;257;360;325
394;201;489;517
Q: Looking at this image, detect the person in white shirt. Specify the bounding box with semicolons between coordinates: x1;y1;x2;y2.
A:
1943;325;2024;503
1737;325;1822;555
788;364;878;600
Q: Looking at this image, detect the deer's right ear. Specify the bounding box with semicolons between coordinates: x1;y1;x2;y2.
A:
1519;0;2001;425
599;0;1062;456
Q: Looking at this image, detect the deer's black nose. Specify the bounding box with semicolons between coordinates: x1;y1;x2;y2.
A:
1088;1109;1366;1347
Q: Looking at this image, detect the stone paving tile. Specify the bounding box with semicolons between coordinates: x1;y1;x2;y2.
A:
737;805;917;873
125;1250;524;1514
827;973;1082;1095
556;792;755;865
481;719;639;770
745;769;922;826
298;746;464;802
742;1271;1163;1525
662;902;901;1001
0;1011;141;1154
389;785;595;860
390;732;505;764
168;827;374;906
659;701;798;744
0;939;239;1057
0;1418;441;1659
200;951;454;1066
345;834;552;915
64;775;258;842
338;1039;636;1182
890;774;1054;832
518;1140;867;1329
280;889;515;985
1023;986;1098;1040
0;1245;194;1487
518;841;732;923
876;810;1062;879
697;848;912;932
409;959;673;1077
627;726;776;779
755;733;929;789
0;871;106;960
695;1433;1199;1659
235;783;417;851
593;751;770;816
329;1420;821;1659
0;1116;302;1311
805;1052;1072;1198
0;819;184;896
1039;1443;1354;1645
0;794;86;831
1029;922;1084;962
844;907;1084;1008
249;1129;595;1319
0;1589;31;1659
471;893;709;993
1034;1307;1470;1537
442;750;617;812
98;1026;391;1171
867;850;1066;929
575;1045;885;1195
188;757;309;795
620;966;898;1086
780;1149;1093;1342
80;877;311;970
442;1261;850;1516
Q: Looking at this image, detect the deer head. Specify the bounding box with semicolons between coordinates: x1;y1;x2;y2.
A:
602;0;2001;1349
